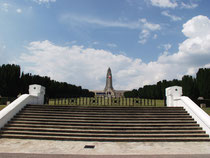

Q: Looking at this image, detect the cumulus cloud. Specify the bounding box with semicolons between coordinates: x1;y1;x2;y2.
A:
15;15;210;90
150;0;178;8
158;15;210;72
161;11;182;21
182;15;210;38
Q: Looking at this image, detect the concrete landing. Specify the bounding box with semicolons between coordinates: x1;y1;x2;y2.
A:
0;139;210;156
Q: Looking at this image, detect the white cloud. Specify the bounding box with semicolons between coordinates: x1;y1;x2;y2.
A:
0;3;10;12
150;0;178;8
61;14;161;44
60;14;140;29
139;29;150;44
158;15;210;72
33;0;56;4
182;15;210;38
15;15;210;90
181;2;198;9
93;41;99;45
161;11;182;21
0;3;24;14
153;34;158;39
138;19;161;44
163;43;172;51
107;43;117;48
16;8;22;13
140;18;161;31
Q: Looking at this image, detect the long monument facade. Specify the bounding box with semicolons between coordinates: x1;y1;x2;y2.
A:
91;68;126;97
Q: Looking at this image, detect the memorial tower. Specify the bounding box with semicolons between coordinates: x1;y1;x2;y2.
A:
91;67;126;97
104;67;115;97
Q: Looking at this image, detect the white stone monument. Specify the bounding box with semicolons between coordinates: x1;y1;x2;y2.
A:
29;84;45;105
165;86;182;107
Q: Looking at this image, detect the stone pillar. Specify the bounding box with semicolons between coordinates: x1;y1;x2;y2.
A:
165;86;182;107
29;84;45;105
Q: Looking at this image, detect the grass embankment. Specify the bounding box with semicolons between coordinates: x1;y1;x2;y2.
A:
0;105;7;110
202;107;210;115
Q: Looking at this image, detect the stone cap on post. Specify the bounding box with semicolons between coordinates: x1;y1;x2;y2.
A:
165;86;183;107
166;86;182;100
29;84;45;97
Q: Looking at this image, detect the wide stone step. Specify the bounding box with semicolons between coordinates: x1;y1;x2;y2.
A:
22;107;187;113
14;115;194;121
26;105;185;110
1;105;209;142
20;110;188;115
7;122;201;130
15;113;192;118
1;134;210;142
11;118;197;125
3;127;206;134
13;116;196;124
9;119;199;127
14;115;195;121
1;130;209;138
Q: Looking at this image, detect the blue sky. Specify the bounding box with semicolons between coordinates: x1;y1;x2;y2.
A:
1;0;210;90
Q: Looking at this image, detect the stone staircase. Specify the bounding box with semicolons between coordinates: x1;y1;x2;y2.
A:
0;105;210;141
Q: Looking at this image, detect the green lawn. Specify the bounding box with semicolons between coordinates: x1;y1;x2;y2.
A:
202;107;210;115
0;105;7;110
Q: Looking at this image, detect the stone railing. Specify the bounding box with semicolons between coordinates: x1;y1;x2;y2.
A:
48;97;164;107
0;84;45;129
166;86;210;136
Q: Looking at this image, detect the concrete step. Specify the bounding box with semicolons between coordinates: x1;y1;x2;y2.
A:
15;113;192;118
9;120;199;127
24;106;187;113
14;115;195;121
6;123;202;130
20;110;188;115
13;116;196;123
22;107;187;112
1;134;210;142
2;127;206;134
1;130;209;138
26;105;185;110
1;105;209;142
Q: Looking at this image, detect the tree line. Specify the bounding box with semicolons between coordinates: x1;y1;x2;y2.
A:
0;64;94;98
124;68;210;101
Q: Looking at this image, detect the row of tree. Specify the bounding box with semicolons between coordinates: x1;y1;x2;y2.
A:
124;68;210;100
0;64;94;98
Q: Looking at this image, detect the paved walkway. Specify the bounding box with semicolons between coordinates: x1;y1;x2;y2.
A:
0;153;210;158
0;139;210;157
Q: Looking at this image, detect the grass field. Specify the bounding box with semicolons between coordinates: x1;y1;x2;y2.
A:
202;107;210;115
0;105;7;110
